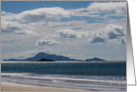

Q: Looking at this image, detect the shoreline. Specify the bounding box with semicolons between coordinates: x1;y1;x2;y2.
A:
1;82;90;91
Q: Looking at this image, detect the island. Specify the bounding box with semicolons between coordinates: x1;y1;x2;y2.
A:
85;57;106;61
3;52;106;62
39;58;54;62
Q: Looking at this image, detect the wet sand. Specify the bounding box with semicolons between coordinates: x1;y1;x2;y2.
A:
1;82;89;91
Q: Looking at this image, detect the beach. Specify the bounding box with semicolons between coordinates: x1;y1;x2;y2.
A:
1;82;88;91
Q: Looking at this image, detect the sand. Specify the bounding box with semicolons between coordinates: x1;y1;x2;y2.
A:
1;82;89;91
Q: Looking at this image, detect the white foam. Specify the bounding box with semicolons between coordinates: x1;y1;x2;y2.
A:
1;73;126;84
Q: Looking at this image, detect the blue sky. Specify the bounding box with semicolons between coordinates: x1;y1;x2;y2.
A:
2;1;91;12
1;1;127;61
2;1;124;13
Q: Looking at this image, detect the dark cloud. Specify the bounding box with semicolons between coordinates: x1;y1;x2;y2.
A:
91;37;106;43
108;31;125;39
1;26;21;33
59;29;78;38
121;39;126;45
59;32;77;38
89;24;126;45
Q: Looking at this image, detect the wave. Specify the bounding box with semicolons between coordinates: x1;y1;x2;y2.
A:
1;73;126;91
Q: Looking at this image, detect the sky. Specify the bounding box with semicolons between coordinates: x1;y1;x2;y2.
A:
1;1;127;61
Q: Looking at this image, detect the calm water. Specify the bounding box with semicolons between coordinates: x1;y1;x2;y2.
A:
1;61;126;91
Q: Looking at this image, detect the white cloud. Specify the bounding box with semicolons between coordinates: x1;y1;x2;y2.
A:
1;20;21;33
58;29;91;38
17;7;71;23
2;7;71;23
1;19;38;36
59;29;78;38
69;2;126;18
87;2;126;15
1;11;13;15
36;39;59;46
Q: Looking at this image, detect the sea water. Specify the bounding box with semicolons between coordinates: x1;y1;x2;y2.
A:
1;61;126;91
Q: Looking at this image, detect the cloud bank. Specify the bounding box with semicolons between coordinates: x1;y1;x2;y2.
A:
1;7;71;35
57;24;126;45
2;7;71;22
1;2;126;35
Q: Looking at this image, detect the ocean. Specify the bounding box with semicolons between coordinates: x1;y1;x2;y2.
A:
1;61;126;91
